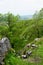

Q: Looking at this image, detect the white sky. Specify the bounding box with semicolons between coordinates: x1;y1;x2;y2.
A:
0;0;43;15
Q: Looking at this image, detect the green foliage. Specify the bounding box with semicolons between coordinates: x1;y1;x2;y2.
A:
4;51;34;65
0;8;43;65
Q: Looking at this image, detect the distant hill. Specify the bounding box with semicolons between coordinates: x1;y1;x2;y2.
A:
20;15;33;20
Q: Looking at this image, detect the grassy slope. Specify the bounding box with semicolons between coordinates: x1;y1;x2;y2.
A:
0;18;43;65
4;37;43;65
4;19;43;65
13;19;43;51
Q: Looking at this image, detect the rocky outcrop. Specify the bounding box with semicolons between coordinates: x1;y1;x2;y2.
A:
0;37;11;65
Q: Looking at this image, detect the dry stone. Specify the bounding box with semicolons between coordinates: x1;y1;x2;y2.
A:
35;38;39;42
31;44;37;48
0;37;11;64
26;51;32;56
21;55;27;59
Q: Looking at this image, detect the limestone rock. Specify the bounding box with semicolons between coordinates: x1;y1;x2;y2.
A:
26;51;32;56
21;55;27;59
31;44;37;48
0;37;11;64
35;38;39;42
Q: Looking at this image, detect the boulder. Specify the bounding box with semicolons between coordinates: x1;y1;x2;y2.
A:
0;37;11;64
26;51;32;56
21;55;27;59
31;44;37;48
35;38;39;42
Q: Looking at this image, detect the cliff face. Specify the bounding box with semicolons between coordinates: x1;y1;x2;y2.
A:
0;37;11;64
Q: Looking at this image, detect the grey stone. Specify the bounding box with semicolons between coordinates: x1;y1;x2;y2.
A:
35;38;39;42
26;51;32;56
31;44;37;48
0;37;11;64
21;55;27;59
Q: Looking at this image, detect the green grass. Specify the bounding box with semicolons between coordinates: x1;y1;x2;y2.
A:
4;37;43;65
4;52;34;65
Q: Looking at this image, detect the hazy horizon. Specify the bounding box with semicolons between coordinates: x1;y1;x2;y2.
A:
0;0;43;15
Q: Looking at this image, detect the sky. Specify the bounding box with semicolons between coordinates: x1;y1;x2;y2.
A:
0;0;43;15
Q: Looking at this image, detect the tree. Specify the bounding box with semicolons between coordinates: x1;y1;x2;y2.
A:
33;8;43;20
33;8;43;38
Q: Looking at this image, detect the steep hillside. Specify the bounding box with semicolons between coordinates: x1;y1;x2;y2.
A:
4;37;43;65
0;8;43;65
